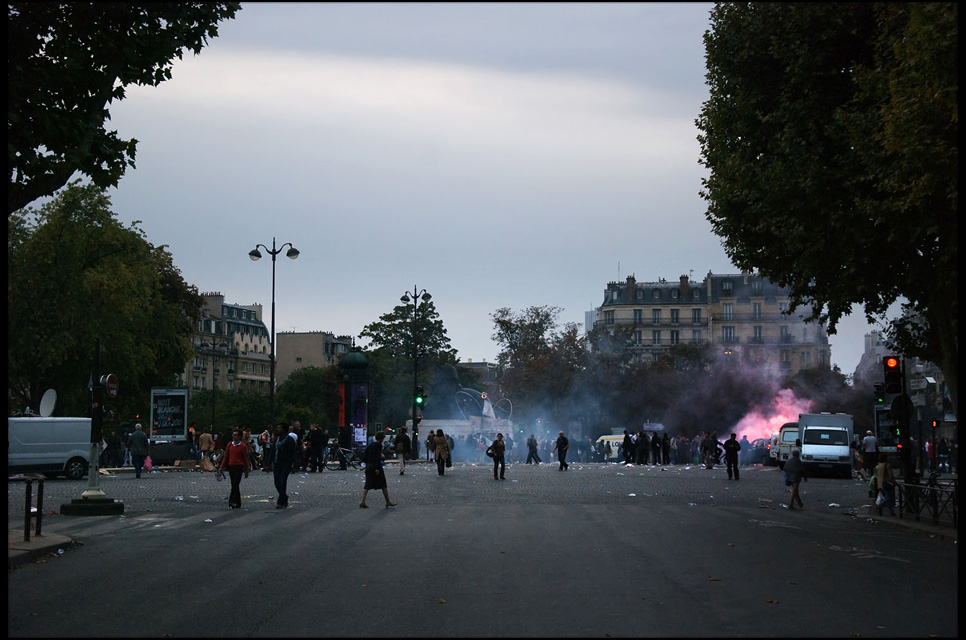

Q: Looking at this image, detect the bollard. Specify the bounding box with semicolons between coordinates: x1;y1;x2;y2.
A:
24;479;32;542
21;477;46;542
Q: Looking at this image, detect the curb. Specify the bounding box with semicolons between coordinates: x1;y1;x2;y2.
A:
8;530;75;569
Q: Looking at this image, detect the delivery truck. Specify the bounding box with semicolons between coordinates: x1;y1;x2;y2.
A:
8;417;92;480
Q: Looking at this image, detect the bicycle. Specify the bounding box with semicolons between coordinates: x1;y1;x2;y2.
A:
324;446;363;470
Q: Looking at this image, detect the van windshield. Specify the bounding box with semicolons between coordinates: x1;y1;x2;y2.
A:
803;429;848;446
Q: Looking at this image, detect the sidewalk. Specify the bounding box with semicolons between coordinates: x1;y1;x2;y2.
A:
8;528;75;569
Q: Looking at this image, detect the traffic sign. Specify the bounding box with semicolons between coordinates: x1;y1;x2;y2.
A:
101;373;119;398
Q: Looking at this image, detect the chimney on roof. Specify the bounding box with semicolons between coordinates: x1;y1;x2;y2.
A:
680;274;690;300
626;275;636;301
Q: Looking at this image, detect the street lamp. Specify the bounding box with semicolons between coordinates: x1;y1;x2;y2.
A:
201;340;229;434
249;237;300;428
400;287;432;435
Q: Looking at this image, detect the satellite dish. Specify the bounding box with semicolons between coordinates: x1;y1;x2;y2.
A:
39;389;57;417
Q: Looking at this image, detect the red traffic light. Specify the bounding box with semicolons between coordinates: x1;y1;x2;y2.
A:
884;357;899;369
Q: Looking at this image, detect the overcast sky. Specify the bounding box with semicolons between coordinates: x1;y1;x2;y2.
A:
103;2;886;375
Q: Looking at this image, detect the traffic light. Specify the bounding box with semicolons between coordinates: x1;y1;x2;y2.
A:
873;383;886;404
931;419;939;429
882;356;903;394
415;385;424;406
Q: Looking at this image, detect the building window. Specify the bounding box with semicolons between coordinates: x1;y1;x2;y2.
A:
653;289;660;300
296;357;302;363
753;303;762;320
636;288;644;300
652;330;661;345
670;330;679;345
652;309;661;325
691;330;702;343
722;279;733;294
604;310;614;326
670;309;679;324
722;303;734;321
634;309;642;324
693;289;701;300
671;289;679;299
634;330;642;345
780;326;791;343
779;302;789;313
722;326;736;343
752;280;763;294
692;309;702;325
753;326;763;342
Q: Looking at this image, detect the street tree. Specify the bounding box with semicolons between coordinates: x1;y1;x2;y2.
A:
359;299;458;426
696;2;957;417
8;182;204;418
7;2;241;215
490;306;587;426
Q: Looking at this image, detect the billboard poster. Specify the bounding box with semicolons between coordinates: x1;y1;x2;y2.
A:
150;387;189;442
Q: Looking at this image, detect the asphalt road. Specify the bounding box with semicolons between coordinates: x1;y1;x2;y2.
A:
7;461;959;637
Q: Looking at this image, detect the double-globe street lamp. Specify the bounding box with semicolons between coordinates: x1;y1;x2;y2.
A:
200;339;230;435
400;287;432;438
249;237;299;429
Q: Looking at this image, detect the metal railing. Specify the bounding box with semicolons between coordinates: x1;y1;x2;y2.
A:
896;479;957;527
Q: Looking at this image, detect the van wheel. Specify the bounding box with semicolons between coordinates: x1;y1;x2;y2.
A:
65;457;88;480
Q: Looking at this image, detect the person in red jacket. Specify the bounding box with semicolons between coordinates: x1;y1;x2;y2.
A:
219;428;251;509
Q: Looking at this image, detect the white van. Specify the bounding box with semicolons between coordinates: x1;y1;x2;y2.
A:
7;417;92;480
799;413;853;478
775;422;800;470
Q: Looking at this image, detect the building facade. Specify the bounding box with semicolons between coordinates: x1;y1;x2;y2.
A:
274;331;354;386
595;272;830;378
181;292;272;395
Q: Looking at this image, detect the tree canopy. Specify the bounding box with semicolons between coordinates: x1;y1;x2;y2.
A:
8;182;204;418
696;2;957;417
7;2;241;214
359;298;459;426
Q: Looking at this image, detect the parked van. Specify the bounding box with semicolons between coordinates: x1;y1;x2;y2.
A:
799;413;853;478
7;417;92;480
764;433;779;466
775;422;800;470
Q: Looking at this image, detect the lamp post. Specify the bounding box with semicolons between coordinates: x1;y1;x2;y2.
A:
201;340;229;434
249;237;299;428
400;287;432;434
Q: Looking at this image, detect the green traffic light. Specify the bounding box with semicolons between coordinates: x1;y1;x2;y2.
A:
415;396;423;404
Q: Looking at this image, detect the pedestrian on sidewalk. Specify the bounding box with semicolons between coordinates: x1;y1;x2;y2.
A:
394;426;412;475
219;429;251;509
128;423;150;479
723;432;741;480
488;433;506;480
783;449;805;509
434;429;450;476
273;423;297;508
360;431;396;509
552;431;569;471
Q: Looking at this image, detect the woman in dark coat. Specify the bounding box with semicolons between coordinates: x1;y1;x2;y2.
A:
360;431;396;509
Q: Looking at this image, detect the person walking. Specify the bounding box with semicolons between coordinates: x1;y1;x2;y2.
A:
861;430;878;477
488;433;507;480
874;452;896;516
128;423;150;479
426;429;436;462
526;434;542;464
783;449;806;509
394;426;412;475
198;428;214;465
360;431;397;509
723;433;741;480
662;433;671;465
273;423;297;508
305;424;324;472
651;431;662;466
219;429;251;509
552;431;570;471
433;429;450;476
622;430;634;465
